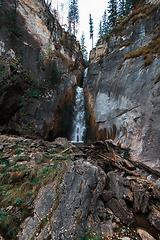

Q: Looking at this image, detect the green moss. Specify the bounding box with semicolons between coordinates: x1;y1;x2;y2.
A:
0;136;73;239
78;230;103;240
143;55;155;67
124;32;160;67
0;210;16;240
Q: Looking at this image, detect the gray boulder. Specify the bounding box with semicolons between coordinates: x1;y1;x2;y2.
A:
19;159;106;239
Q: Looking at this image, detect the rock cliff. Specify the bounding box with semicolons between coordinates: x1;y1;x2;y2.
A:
86;2;160;170
0;0;85;139
1;1;160;240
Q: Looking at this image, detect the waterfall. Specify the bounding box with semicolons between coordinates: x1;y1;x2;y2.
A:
83;67;88;87
70;68;88;143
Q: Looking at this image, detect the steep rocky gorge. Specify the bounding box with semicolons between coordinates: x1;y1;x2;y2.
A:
85;2;160;170
0;0;85;140
0;0;160;240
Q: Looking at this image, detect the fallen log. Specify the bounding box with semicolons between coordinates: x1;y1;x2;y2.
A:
127;159;160;178
98;153;140;177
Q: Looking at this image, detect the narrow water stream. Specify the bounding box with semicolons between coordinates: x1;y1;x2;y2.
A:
70;68;88;143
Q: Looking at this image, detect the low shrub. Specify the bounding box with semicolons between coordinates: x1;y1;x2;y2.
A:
110;24;124;34
143;55;155;67
121;17;129;26
119;41;133;48
124;31;160;67
79;230;103;240
146;4;158;15
130;14;139;24
142;4;149;12
98;57;103;64
124;47;143;60
139;13;147;19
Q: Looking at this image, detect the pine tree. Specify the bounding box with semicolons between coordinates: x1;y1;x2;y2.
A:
125;0;132;16
102;10;109;35
118;0;126;17
108;0;118;28
68;0;79;36
81;32;88;62
98;20;103;39
89;14;94;49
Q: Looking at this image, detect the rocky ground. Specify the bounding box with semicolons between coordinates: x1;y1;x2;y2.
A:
0;135;160;240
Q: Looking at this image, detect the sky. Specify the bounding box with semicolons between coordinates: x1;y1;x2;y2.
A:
51;0;108;57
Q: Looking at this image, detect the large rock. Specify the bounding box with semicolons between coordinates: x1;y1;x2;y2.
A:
106;198;134;225
100;220;116;238
152;179;160;200
55;137;70;148
131;182;149;213
107;171;133;201
19;159;106;239
137;229;156;240
101;190;116;203
85;6;160;170
148;206;160;231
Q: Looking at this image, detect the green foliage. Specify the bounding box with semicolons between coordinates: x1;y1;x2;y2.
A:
102;10;109;36
98;20;103;39
60;32;76;53
124;32;160;67
0;152;62;239
89;14;94;48
68;0;79;35
108;0;118;28
78;230;103;240
14;155;30;163
119;0;126;17
143;55;155;67
0;157;9;166
15;198;23;205
27;89;39;98
0;210;15;239
80;32;88;62
89;14;94;39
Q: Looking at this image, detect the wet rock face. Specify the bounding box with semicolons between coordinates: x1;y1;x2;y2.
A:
86;6;160;170
11;78;74;139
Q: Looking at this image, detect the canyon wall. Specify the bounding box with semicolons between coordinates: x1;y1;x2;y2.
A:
0;0;85;139
86;3;160;169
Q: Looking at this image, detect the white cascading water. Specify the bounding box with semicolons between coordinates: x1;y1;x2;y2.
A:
71;68;88;143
